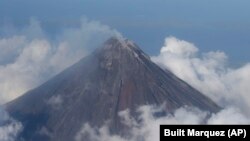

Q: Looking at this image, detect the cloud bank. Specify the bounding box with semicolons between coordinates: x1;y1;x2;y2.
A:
75;105;250;141
0;18;121;104
152;37;250;115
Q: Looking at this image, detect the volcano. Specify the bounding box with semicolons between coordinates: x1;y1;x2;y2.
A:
5;37;220;141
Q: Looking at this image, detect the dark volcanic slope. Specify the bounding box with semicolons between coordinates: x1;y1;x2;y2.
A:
6;37;219;141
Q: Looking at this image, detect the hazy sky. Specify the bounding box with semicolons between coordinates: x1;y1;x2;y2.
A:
1;0;250;65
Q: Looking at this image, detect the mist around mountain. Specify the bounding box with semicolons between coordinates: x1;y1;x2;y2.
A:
4;37;219;141
0;19;250;141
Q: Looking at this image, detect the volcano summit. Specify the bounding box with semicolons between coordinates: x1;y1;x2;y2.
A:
6;37;220;141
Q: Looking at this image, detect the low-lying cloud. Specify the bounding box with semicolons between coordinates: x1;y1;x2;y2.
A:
152;37;250;116
0;108;23;141
75;105;250;141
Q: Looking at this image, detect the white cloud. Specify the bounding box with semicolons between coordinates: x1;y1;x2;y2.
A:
0;121;22;141
0;39;56;103
0;108;23;141
75;123;127;141
75;105;250;141
160;37;198;57
152;36;250;116
0;36;26;65
208;107;250;124
47;95;63;110
0;18;121;104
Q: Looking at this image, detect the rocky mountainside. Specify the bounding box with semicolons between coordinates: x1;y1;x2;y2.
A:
5;37;220;141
